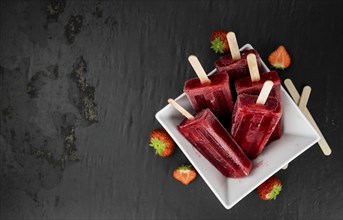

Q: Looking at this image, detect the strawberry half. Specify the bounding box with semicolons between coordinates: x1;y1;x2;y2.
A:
173;164;197;185
210;30;230;54
268;45;291;70
257;176;282;200
149;129;175;157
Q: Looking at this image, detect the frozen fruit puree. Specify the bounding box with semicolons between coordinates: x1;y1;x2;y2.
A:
178;109;252;177
231;94;282;159
184;72;234;126
235;71;283;141
215;49;262;81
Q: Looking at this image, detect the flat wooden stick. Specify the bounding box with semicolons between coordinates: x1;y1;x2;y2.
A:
298;86;311;112
256;81;273;105
188;55;211;84
284;79;332;156
247;53;260;82
226;32;241;60
168;98;195;120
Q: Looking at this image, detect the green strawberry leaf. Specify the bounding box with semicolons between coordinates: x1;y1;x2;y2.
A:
149;138;166;155
272;65;285;70
267;184;282;200
177;164;192;170
211;38;225;54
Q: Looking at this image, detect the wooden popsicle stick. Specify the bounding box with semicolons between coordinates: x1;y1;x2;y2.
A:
298;86;312;112
188;55;211;84
256;81;273;105
284;79;332;156
168;98;195;120
226;32;241;60
247;53;261;82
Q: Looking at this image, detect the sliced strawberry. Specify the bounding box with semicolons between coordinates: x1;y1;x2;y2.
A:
149;129;175;157
173;164;197;185
257;176;282;200
268;45;291;70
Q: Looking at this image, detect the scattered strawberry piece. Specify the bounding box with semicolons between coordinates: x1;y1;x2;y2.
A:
173;164;197;185
210;30;230;54
257;176;282;200
268;45;291;70
149;129;175;157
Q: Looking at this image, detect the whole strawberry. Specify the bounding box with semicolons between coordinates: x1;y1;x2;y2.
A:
149;129;175;157
173;164;197;185
257;176;282;200
210;30;230;54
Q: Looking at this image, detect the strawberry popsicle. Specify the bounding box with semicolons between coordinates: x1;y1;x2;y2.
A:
235;54;283;141
215;32;262;81
168;99;252;178
215;49;262;80
231;81;282;159
184;55;234;126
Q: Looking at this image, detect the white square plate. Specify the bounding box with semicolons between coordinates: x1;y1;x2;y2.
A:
155;44;320;209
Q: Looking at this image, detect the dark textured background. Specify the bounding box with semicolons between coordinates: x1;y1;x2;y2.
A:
1;0;343;219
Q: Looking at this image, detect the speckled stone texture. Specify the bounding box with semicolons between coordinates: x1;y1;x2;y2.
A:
1;0;343;219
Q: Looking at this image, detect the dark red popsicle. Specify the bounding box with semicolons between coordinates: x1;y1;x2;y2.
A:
178;109;252;177
184;72;234;126
231;94;282;159
215;49;263;81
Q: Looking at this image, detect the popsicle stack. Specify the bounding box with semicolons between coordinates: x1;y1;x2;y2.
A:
215;32;262;82
169;32;284;178
235;54;283;141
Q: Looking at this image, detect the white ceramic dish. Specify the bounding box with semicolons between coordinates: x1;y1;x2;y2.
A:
155;44;320;209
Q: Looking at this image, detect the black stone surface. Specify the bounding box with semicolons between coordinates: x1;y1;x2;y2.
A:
1;0;342;219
